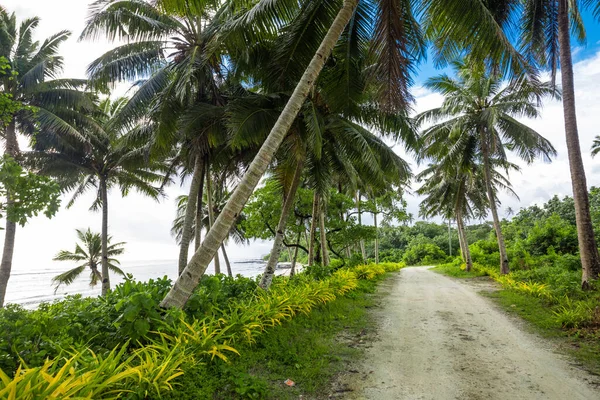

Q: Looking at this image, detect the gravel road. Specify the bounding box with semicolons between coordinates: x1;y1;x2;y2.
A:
342;266;600;400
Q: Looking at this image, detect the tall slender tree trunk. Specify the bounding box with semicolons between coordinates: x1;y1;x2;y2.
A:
558;1;600;288
100;176;110;295
456;218;466;259
0;121;19;307
319;199;330;266
308;192;319;267
260;159;304;289
291;226;301;276
221;244;232;277
480;133;509;274
160;0;359;309
455;209;473;272
178;155;204;275
373;203;379;264
195;157;206;250
356;192;366;260
206;166;220;274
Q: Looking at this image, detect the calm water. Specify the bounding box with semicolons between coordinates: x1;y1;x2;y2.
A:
4;258;267;309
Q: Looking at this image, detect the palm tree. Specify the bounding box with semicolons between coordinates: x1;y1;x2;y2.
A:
30;97;166;295
52;229;125;292
160;0;534;308
81;0;229;276
0;8;95;307
468;0;600;286
417;61;556;274
417;160;515;272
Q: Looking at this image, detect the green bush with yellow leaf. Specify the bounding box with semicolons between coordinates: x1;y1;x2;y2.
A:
0;262;405;399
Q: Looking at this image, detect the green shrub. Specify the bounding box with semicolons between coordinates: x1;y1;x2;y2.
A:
402;242;446;265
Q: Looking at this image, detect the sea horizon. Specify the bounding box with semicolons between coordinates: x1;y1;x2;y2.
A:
4;257;268;309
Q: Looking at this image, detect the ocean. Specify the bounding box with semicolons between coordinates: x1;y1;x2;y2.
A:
4;258;268;309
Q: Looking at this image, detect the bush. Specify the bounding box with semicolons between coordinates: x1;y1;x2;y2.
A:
0;262;395;399
402;242;446;265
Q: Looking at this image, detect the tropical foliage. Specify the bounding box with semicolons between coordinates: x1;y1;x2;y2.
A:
0;262;405;398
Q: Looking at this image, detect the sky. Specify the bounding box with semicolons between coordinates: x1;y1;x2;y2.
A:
2;1;600;272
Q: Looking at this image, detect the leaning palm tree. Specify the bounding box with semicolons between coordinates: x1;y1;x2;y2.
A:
30;97;167;295
417;61;557;274
160;0;532;309
52;229;125;292
0;8;95;307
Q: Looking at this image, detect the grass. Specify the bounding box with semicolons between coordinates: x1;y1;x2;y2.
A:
431;263;487;278
163;278;381;399
434;262;600;376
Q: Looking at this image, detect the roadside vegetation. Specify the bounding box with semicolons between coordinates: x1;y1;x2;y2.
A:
0;262;404;398
2;0;600;398
432;191;600;374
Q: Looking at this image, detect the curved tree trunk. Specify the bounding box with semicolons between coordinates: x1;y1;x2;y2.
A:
0;121;19;307
308;192;319;267
221;244;232;277
100;176;110;295
481;133;509;274
178;155;204;275
206;165;221;274
160;0;359;309
356;192;366;260
260;159;304;289
558;1;600;289
455;210;473;271
194;158;206;250
319;200;330;266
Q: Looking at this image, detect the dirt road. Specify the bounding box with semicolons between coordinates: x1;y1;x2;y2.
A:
342;267;600;400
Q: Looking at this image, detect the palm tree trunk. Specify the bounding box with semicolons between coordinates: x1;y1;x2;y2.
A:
558;1;600;288
100;176;110;295
0;121;19;307
308;192;319;266
160;0;359;309
178;155;204;275
206;165;221;274
455;210;472;271
319;200;330;266
480;132;509;274
260;159;304;289
373;202;379;264
195;157;206;250
291;227;301;276
456;217;466;260
221;244;232;277
356;192;366;260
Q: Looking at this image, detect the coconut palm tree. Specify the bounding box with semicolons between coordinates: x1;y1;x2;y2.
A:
417;159;515;271
30;97;167;295
446;0;600;285
81;0;230;276
52;229;125;292
0;8;95;307
160;0;535;308
417;61;557;274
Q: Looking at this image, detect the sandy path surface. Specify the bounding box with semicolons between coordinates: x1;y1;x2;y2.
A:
342;266;600;400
